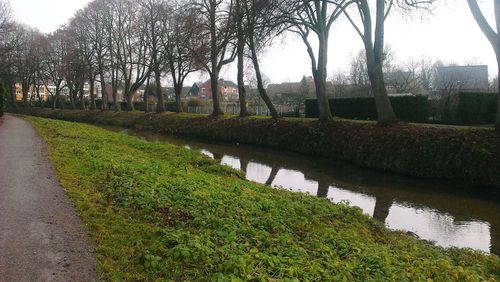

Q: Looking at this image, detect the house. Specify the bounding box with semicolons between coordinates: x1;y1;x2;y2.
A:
434;65;489;93
15;83;54;102
267;76;333;103
199;79;239;101
186;83;200;97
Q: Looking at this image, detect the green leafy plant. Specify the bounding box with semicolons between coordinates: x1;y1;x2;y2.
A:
26;116;500;280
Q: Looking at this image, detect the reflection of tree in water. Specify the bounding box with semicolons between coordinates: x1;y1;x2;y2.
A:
491;225;499;255
212;152;224;162
316;180;329;198
372;196;392;224
239;159;249;174
265;166;280;186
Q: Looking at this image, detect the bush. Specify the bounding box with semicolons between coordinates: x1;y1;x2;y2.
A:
166;101;187;112
305;95;429;122
280;111;300;118
0;82;7;116
27;117;500;280
187;97;205;107
441;92;497;125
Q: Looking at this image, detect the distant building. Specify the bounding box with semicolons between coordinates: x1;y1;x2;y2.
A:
267;76;334;102
199;79;238;101
435;65;489;93
15;83;64;102
186;83;200;97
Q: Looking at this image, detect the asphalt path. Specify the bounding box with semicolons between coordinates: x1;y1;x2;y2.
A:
0;115;95;282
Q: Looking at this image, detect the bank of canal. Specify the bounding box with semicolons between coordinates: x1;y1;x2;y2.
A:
102;125;500;255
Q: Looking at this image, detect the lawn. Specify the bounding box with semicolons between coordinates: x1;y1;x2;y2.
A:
27;116;500;281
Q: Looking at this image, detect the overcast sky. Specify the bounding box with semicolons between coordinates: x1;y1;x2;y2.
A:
11;0;498;85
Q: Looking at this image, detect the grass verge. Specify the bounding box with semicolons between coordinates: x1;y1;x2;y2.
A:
27;116;500;281
10;107;500;189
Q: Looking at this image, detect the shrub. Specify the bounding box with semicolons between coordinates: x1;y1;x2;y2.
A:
187;97;205;107
441;92;497;125
166;101;187;112
305;95;429;122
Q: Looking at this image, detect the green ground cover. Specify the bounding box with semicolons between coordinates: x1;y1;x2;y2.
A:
27;116;500;281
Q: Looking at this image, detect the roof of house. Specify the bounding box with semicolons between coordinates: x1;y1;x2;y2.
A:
200;79;238;89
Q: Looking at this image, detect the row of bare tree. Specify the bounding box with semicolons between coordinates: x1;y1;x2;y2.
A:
0;0;499;129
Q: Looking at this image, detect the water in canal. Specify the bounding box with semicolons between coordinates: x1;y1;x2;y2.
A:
103;126;500;255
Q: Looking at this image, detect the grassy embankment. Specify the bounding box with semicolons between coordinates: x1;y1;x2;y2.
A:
26;116;500;281
12;107;500;189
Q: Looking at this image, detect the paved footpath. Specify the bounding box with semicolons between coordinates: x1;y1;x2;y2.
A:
0;115;95;282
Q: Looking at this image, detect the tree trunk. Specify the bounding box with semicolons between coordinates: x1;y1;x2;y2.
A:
496;54;500;131
362;0;396;125
69;85;76;109
236;0;249;117
89;77;96;110
53;88;59;110
126;93;134;111
99;73;107;110
8;81;16;108
155;69;164;113
248;36;278;119
210;74;223;116
174;82;184;113
80;83;85;110
316;34;332;121
36;84;43;108
112;86;120;111
144;75;150;113
368;60;396;125
237;40;249;117
22;87;29;107
238;49;249;117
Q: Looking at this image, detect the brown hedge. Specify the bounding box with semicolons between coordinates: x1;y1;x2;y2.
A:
9;107;500;190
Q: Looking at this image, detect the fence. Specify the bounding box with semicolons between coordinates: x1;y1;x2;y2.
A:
186;103;297;117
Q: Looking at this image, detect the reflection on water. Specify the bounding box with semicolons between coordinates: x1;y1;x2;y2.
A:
103;126;500;255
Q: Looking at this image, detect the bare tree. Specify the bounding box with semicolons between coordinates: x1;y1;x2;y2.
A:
188;0;237;116
385;60;421;94
285;0;352;121
160;3;200;113
42;30;68;109
234;0;249;116
349;50;370;87
0;0;11;37
344;0;433;124
15;25;43;106
61;27;87;109
110;0;151;111
0;7;20;105
140;0;167;112
467;0;500;131
103;0;123;110
242;0;281;119
82;0;111;110
70;11;99;110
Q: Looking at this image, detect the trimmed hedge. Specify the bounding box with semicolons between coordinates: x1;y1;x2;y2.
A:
305;95;429;122
442;92;498;125
9;107;500;190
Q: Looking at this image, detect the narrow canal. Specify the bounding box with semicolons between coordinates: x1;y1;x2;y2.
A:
103;126;500;255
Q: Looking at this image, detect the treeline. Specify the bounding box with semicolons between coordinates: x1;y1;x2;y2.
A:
0;0;499;129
